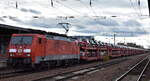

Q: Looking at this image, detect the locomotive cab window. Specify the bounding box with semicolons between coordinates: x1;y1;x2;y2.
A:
11;36;33;45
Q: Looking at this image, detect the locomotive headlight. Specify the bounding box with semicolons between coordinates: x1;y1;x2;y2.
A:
9;49;16;53
26;54;31;56
24;49;31;53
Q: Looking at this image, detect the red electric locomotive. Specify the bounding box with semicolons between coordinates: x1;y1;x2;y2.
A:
7;34;80;67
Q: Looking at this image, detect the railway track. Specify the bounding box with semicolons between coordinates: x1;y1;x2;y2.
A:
115;56;150;81
0;61;100;80
0;61;107;80
0;54;147;81
33;58;128;81
0;69;32;79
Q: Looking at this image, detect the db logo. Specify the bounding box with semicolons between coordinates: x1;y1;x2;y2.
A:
18;49;22;53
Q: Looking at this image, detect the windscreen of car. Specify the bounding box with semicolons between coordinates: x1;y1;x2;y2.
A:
11;36;33;45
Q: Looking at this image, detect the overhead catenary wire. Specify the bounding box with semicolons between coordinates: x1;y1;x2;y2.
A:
63;0;144;35
88;1;108;36
4;0;147;38
51;0;82;33
54;0;147;45
48;0;80;30
54;0;84;15
49;0;146;38
50;1;71;16
57;0;104;36
16;1;18;9
148;0;150;16
51;0;54;7
137;0;142;16
89;0;98;17
129;0;141;16
52;0;101;35
78;0;95;16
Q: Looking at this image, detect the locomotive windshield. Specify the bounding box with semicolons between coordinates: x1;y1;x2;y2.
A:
11;36;33;45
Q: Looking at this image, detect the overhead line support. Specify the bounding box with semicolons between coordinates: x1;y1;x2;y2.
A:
148;0;150;16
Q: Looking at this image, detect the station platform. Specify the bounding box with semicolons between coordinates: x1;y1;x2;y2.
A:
0;54;7;68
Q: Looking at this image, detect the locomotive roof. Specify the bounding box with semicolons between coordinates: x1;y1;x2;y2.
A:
71;36;94;40
46;35;75;42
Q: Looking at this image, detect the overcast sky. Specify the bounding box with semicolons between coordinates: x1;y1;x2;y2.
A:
0;0;149;37
54;0;149;17
0;0;150;47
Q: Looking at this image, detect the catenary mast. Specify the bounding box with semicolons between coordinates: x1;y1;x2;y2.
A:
148;0;150;16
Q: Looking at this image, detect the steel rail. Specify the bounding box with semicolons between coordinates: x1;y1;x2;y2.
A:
136;59;150;81
0;70;28;79
33;58;128;81
115;56;149;81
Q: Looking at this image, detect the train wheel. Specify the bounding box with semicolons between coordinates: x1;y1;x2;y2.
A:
65;60;69;66
56;60;62;66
